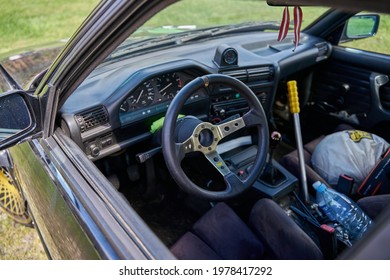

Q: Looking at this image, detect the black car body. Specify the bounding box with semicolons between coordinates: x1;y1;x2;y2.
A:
0;0;389;259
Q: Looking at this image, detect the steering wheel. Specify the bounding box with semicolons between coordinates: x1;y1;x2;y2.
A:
162;74;269;201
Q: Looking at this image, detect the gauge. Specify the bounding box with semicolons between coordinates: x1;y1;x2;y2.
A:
119;81;155;113
119;100;130;112
128;81;155;107
156;73;183;101
223;48;238;65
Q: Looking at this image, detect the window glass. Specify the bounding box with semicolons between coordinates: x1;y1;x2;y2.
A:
0;73;12;94
340;13;390;55
126;0;328;43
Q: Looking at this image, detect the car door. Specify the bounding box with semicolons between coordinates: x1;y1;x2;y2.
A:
0;0;177;259
305;13;390;139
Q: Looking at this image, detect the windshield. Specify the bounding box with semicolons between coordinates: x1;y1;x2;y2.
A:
110;0;328;57
140;0;326;34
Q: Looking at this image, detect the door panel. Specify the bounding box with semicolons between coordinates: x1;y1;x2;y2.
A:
311;59;372;115
308;47;390;138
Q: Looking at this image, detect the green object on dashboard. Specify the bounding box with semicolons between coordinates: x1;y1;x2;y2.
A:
150;114;185;133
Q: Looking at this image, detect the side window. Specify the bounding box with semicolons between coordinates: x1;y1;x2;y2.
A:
339;13;390;55
0;73;12;94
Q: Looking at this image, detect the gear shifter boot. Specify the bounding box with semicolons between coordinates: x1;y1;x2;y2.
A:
260;161;287;186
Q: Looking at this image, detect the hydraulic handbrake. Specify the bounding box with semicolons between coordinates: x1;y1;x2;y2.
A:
287;80;309;203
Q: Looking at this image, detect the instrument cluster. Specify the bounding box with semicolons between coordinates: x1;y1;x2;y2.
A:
119;71;207;124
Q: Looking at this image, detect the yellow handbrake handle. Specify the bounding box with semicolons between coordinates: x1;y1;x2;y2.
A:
287;80;300;114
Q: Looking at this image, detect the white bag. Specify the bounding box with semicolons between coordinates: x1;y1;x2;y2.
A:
311;130;389;191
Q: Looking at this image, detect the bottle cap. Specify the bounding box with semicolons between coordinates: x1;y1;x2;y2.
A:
313;181;326;192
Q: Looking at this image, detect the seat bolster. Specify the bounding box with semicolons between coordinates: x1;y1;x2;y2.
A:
303;135;325;155
280;135;332;189
280;153;330;189
249;199;323;260
357;194;390;220
171;232;222;260
192;202;265;260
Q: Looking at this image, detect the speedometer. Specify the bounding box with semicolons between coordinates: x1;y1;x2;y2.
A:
120;81;155;112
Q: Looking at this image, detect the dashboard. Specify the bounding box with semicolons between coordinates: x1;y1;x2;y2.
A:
59;31;331;161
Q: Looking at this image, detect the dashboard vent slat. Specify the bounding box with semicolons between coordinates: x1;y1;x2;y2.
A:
221;66;273;83
221;69;247;81
315;42;331;61
75;106;108;133
247;66;273;82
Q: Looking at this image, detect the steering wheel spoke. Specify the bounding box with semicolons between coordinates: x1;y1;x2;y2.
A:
243;109;267;127
204;151;231;176
215;117;246;140
176;137;196;160
224;172;246;194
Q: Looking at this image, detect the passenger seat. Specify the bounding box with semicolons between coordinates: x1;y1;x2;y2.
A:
279;124;354;193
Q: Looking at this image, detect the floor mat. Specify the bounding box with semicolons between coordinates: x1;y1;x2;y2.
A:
122;182;204;247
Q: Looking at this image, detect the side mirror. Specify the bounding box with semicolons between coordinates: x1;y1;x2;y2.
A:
0;91;38;149
340;14;380;43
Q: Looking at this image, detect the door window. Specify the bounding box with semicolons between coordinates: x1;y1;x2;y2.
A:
340;13;390;55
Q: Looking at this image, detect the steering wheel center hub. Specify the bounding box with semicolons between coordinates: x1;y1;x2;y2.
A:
192;123;219;153
198;128;214;147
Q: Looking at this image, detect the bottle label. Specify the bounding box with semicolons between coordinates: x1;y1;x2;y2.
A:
319;203;337;221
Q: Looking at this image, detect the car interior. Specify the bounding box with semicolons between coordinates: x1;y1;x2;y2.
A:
43;0;390;259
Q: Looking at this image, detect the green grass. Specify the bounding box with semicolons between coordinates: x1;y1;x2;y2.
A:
342;13;390;55
143;1;389;55
1;0;388;56
0;0;99;54
0;212;47;259
143;0;327;31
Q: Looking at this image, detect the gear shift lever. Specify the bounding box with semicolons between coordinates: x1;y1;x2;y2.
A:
260;131;283;186
269;131;282;165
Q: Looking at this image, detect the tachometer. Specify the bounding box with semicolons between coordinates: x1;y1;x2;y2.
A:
156;73;182;101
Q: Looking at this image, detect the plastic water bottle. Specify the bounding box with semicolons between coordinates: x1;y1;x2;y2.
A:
313;181;373;243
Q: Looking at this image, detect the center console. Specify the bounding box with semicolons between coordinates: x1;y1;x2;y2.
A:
254;159;297;200
223;144;297;201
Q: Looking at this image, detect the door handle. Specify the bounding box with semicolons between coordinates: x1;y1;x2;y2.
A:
374;74;389;88
369;73;390;113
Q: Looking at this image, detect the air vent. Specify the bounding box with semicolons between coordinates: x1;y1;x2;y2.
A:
315;42;331;61
220;69;247;82
221;66;273;83
75;106;108;133
247;66;274;82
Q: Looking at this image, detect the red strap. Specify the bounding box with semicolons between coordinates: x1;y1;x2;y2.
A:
293;6;303;50
277;7;290;41
278;6;303;51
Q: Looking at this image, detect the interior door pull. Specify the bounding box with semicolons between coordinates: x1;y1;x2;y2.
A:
368;73;390;121
375;75;389;87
